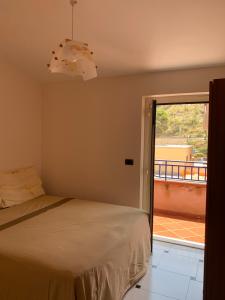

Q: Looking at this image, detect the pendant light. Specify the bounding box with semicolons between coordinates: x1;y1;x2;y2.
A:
47;0;97;81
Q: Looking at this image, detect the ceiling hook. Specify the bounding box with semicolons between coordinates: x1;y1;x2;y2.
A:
70;0;77;6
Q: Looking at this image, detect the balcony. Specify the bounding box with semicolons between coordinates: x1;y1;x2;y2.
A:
153;160;206;244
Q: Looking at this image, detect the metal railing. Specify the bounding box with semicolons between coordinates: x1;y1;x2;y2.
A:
154;160;207;182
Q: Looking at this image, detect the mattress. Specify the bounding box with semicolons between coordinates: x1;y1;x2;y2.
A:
0;195;150;300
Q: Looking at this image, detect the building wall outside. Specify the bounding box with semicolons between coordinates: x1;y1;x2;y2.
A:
155;145;193;161
154;179;206;220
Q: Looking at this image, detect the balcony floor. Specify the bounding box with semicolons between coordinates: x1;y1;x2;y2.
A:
153;214;205;244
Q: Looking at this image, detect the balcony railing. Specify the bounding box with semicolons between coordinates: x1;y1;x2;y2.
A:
154;159;207;182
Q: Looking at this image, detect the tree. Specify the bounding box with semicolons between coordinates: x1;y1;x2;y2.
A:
156;104;208;160
156;108;168;135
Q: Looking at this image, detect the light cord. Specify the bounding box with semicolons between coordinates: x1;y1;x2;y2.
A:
71;0;78;40
75;2;78;40
72;3;74;40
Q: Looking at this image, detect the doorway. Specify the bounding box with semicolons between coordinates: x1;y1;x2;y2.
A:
140;93;209;300
153;102;208;247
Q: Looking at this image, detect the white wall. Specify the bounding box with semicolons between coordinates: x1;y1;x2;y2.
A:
42;66;225;207
0;58;42;173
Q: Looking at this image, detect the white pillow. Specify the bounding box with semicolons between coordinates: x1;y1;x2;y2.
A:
0;167;45;208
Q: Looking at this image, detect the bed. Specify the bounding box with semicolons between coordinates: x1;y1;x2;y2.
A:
0;195;150;300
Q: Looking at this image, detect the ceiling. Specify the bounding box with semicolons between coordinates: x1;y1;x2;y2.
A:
0;0;225;82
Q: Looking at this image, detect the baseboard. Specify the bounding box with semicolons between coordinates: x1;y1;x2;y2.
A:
153;234;205;250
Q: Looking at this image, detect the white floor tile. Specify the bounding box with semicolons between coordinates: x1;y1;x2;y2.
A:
158;252;199;277
186;280;203;300
124;287;176;300
150;249;164;267
140;268;190;300
153;241;171;252
127;241;204;300
168;244;204;260
196;262;204;282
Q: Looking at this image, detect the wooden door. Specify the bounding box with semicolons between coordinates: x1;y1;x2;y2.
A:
204;79;225;300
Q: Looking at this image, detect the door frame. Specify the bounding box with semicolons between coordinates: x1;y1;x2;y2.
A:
140;92;209;257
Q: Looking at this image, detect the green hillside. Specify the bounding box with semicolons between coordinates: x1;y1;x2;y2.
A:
156;104;208;160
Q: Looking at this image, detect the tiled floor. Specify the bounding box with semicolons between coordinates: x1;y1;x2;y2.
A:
124;240;204;300
153;215;205;244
